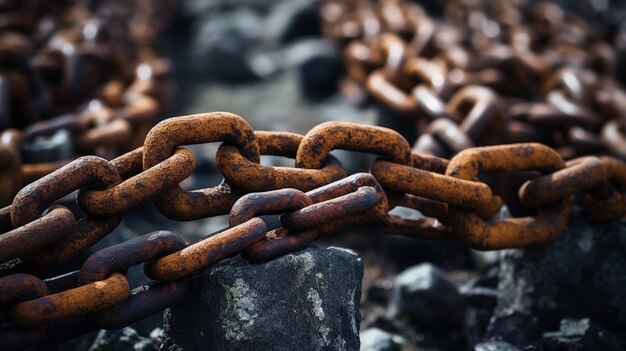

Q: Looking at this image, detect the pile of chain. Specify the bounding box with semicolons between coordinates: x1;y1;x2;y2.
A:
0;0;174;206
321;0;626;161
0;0;626;349
0;111;625;349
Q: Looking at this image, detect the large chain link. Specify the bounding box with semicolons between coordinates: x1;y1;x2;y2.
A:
0;111;624;349
1;0;626;349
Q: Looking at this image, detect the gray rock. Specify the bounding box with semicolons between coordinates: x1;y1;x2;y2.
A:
388;263;466;330
89;327;158;351
497;213;626;336
21;129;73;163
539;318;623;350
474;340;520;351
462;287;499;310
162;246;363;350
484;309;540;345
285;39;342;99
264;0;321;44
191;9;263;81
359;328;404;351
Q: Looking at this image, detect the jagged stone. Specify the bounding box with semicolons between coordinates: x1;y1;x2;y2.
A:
497;214;626;338
388;263;466;331
359;328;404;351
162;246;363;350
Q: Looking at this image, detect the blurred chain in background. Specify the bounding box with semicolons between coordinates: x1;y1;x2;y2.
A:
0;0;625;349
0;0;175;205
321;0;626;161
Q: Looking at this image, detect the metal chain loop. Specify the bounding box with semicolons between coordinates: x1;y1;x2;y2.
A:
142;112;259;221
217;131;347;192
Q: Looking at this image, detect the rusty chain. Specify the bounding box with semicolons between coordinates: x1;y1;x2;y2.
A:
0;1;174;206
0;112;624;349
0;0;625;349
323;0;626;160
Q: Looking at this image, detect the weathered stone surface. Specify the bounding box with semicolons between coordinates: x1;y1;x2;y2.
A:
89;327;158;351
484;309;540;345
22;129;73;163
474;340;520;351
497;213;626;336
539;318;623;351
359;328;404;351
387;263;466;330
162;246;363;350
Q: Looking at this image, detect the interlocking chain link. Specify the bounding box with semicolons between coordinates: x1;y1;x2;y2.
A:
322;0;626;160
0;111;623;349
1;0;626;349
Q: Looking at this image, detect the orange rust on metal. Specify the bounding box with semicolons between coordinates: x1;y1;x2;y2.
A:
24;215;122;267
229;188;312;226
448;86;504;141
217;131;346;192
344;40;374;83
118;95;159;125
0;274;49;305
410;152;449;173
404;57;449;95
545;90;602;129
96;279;190;330
78;231;186;285
370;33;406;78
281;186;380;231
599;156;626;190
0;129;23;206
77;147;196;216
246;174;390;262
411;85;451;120
445;143;566;180
244;228;318;263
424;118;474;152
10;156;122;226
366;69;418;114
142;112;259;221
0;206;75;262
20;160;71;185
519;157;608;208
0;129;22;168
583;156;626;221
5;273;130;328
108;147;145;178
75;119;133;152
448;201;571;250
371;159;496;214
296;122;412;169
305;173;388;216
144;218;267;281
445;143;571;248
7;156;123;266
255;131;303;155
601;121;626;159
